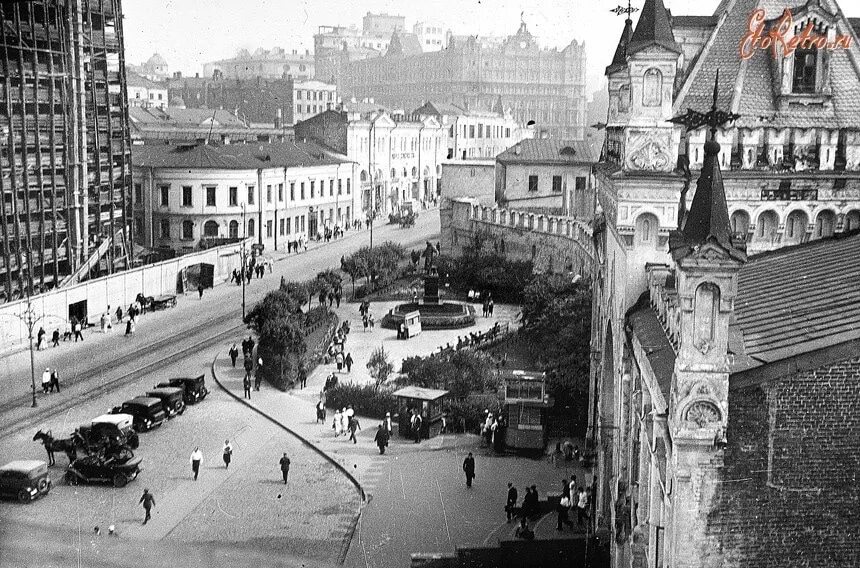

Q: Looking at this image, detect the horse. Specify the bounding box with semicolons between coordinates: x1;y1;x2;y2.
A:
33;430;78;466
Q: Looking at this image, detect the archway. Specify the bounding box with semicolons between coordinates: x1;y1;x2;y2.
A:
755;210;779;244
730;210;750;236
784;210;808;245
845;210;860;232
815;210;835;238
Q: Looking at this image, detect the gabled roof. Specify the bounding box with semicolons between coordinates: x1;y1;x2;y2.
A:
132;141;351;170
386;32;423;56
734;230;860;369
674;0;860;129
414;101;467;117
606;18;634;75
126;72;163;89
129;107;246;127
496;139;594;165
628;0;681;55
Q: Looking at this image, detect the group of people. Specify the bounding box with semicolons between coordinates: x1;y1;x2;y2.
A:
231;256;271;286
40;367;60;393
285;234;308;254
358;301;375;331
228;336;263;398
481;409;506;452
555;476;593;532
332;405;362;443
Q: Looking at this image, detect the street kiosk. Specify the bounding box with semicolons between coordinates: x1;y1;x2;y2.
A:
393;386;449;440
501;370;553;450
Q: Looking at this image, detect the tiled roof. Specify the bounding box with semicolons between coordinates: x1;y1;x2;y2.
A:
674;0;860;129
627;293;676;403
628;0;681;55
341;101;389;114
851;17;860;36
496;139;594;165
606;18;634;75
733;230;860;369
415;101;467;117
132;141;351;170
670;15;718;27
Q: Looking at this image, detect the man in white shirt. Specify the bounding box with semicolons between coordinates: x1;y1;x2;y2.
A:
190;447;203;481
41;368;51;394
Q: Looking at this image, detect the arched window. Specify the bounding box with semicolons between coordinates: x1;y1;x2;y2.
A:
247;218;255;237
784;210;808;244
815;210;835;238
360;170;368;182
635;213;659;245
391;168;397;179
643;68;662;107
694;282;720;349
500;239;506;254
182;220;194;240
618;84;631;113
411;167;417;177
756;210;779;242
730;210;750;235
531;244;537;258
229;220;239;239
846;210;860;232
203;220;219;237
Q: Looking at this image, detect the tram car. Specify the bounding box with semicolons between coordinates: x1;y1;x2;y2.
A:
500;369;553;450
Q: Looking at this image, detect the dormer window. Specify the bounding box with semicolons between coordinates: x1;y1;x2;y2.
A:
793;47;818;94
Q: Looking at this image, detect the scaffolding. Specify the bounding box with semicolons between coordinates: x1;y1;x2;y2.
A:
0;0;132;303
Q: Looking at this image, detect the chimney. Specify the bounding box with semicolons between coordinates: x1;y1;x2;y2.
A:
195;72;200;78
292;49;297;55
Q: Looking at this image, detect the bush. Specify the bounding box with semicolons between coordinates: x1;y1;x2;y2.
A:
398;350;500;399
325;383;398;420
445;393;503;434
436;253;532;304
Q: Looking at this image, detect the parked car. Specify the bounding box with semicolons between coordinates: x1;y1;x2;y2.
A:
76;414;140;450
156;375;209;405
0;460;51;503
65;452;142;488
144;387;185;418
110;397;166;432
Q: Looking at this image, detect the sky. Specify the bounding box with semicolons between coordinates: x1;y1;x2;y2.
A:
122;0;860;96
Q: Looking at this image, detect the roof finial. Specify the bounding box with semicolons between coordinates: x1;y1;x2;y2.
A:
610;0;639;21
669;68;740;144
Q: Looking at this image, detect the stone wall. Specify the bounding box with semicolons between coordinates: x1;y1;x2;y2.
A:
444;198;595;277
706;355;860;567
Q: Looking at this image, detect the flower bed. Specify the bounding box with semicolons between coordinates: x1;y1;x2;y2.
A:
380;301;476;330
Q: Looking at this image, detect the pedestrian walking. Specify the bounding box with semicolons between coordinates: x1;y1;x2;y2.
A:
562;478;571;501
198;283;204;299
557;494;574;531
506;482;518;522
50;369;60;393
229;344;239;367
51;329;60;348
279;453;290;484
125;318;133;336
222;440;233;469
362;315;368;332
243;356;253;379
254;357;263;390
462;452;476;487
348;416;361;444
385;412;392;435
36;327;45;350
368;314;375;330
316;400;326;423
333;409;343;436
41;368;51;394
577;487;588;526
411;411;422;443
374;423;389;454
340;407;350;435
116;306;123;323
298;363;307;389
139;489;155;525
190;447;202;481
335;351;344;372
344;353;353;373
488;297;494;317
243;375;252;399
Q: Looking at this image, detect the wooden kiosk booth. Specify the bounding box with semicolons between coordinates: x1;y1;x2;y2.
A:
500;370;553;450
393;386;449;440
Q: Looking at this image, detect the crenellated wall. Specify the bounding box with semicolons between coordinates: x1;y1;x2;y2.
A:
444;198;595;277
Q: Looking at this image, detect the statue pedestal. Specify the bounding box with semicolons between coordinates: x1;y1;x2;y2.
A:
423;274;439;305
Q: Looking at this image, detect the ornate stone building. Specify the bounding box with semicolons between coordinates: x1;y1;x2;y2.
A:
589;0;860;566
338;21;588;141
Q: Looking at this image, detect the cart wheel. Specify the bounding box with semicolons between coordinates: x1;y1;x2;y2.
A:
112;474;127;488
17;489;31;503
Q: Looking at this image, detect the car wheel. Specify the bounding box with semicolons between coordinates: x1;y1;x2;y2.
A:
178;407;185;415
37;479;49;493
112;474;127;488
17;489;31;503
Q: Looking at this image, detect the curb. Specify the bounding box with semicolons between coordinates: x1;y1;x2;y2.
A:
210;352;366;565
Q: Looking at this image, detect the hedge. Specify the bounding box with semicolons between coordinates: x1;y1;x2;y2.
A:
325;383;398;420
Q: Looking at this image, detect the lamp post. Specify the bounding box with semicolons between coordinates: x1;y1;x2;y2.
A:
241;204;247;319
2;293;53;408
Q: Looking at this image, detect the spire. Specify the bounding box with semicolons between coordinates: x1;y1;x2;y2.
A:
605;18;634;75
628;0;680;55
669;71;745;261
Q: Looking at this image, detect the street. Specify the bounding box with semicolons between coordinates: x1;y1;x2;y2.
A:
0;215;440;568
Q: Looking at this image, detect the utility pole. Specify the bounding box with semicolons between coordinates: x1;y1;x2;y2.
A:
241;204;247;319
3;291;56;408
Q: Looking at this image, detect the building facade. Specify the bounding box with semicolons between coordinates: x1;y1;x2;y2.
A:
132;142;356;254
294;107;445;217
496;139;595;216
589;0;860;566
292;80;339;124
413;21;449;53
339;21;588;140
128;107;293;146
203;47;314;81
0;0;134;302
127;71;168;109
414;101;533;160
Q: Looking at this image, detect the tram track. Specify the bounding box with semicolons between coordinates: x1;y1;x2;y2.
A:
0;311;245;439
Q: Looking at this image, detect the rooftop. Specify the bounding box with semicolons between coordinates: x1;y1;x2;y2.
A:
496;139;594;165
628;0;681;56
132;141;351;170
126;72;163;89
392;386;449;401
129;106;247;128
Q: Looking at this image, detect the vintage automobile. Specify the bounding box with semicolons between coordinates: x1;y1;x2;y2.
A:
65;452;142;488
0;460;51;503
109;397;166;432
144;387;185;418
76;414;140;450
156;375;209;405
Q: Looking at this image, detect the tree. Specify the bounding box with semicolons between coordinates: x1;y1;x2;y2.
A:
244;289;301;333
367;346;394;388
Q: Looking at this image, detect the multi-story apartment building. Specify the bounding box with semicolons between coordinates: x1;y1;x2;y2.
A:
203;47;314;81
414;101;533;160
0;0;133;302
413;21;449;53
127;72;168;109
132;142;356;253
294;104;445;216
339;21;588;140
292;80;339;123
